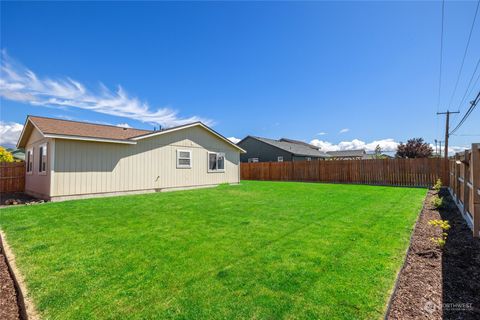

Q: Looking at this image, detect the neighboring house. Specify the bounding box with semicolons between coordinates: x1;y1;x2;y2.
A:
326;149;366;160
6;148;25;161
237;136;330;163
362;153;393;160
17;116;245;201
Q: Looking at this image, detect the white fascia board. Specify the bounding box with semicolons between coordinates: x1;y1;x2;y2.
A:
43;134;137;145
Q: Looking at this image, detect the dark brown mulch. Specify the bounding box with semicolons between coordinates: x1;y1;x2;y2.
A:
0;248;20;320
387;189;480;320
0;193;40;208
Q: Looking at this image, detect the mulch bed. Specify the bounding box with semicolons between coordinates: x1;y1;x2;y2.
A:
0;193;43;208
0;248;20;320
387;188;480;319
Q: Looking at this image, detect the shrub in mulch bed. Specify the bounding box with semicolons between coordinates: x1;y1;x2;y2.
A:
387;188;480;320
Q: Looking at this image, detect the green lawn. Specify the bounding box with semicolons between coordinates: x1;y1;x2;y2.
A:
0;181;426;319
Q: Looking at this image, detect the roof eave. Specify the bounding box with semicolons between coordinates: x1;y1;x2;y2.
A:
43;134;137;145
132;122;246;153
17;116;44;148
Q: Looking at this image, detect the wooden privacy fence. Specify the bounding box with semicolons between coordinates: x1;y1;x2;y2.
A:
0;162;25;193
449;143;480;238
241;158;447;188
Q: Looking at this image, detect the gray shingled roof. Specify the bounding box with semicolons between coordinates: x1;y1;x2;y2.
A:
326;149;366;157
251;136;330;158
279;138;321;149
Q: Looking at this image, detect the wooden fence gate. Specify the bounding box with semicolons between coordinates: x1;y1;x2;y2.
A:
241;158;447;187
0;162;25;193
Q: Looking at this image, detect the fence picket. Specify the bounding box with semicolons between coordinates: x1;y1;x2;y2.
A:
0;162;25;193
241;158;446;187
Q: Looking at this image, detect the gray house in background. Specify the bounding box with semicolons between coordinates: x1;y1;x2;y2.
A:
237;136;330;163
326;149;366;160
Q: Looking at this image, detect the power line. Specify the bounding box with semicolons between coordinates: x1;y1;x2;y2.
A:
447;0;480;110
437;0;446;113
450;90;480;135
466;66;480;99
453;61;480;123
456;56;480;113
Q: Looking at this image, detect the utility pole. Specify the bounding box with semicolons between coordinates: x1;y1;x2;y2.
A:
436;140;444;158
437;110;460;159
437;111;460;185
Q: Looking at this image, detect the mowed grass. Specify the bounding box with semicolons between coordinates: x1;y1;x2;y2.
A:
0;181;426;319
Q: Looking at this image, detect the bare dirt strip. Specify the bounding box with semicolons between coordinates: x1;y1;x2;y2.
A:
0;248;20;320
387;189;480;320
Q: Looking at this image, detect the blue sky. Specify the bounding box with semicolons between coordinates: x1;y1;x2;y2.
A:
1;1;479;153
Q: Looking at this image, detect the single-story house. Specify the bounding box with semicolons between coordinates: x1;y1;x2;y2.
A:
237;136;330;163
17;116;245;201
362;153;393;160
326;149;366;160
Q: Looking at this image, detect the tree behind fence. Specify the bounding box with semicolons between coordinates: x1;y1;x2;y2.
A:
241;158;447;187
0;162;25;193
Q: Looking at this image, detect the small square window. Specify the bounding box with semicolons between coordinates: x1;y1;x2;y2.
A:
277;156;283;162
177;150;192;168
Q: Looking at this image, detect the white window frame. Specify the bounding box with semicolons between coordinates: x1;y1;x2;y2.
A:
38;143;48;175
26;148;33;175
277;156;284;162
306;157;312;161
176;149;192;169
208;152;225;173
248;158;259;163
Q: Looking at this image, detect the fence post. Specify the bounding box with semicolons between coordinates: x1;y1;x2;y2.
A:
471;143;480;238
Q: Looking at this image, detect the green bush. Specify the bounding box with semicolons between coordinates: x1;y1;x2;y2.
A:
431;195;444;209
433;178;442;192
428;219;450;248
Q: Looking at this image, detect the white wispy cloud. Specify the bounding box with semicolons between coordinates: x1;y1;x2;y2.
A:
0;51;212;127
339;128;349;134
0;121;24;147
317;132;327;136
310;138;399;152
428;143;468;155
116;123;132;128
310;138;468;155
227;137;241;144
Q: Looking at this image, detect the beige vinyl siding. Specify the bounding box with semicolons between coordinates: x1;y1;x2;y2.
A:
24;127;52;199
52;126;240;197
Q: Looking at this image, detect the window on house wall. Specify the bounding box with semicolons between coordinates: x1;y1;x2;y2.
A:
277;156;283;162
248;158;259;163
208;152;225;172
26;148;33;174
39;144;47;174
176;150;192;168
306;157;312;161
